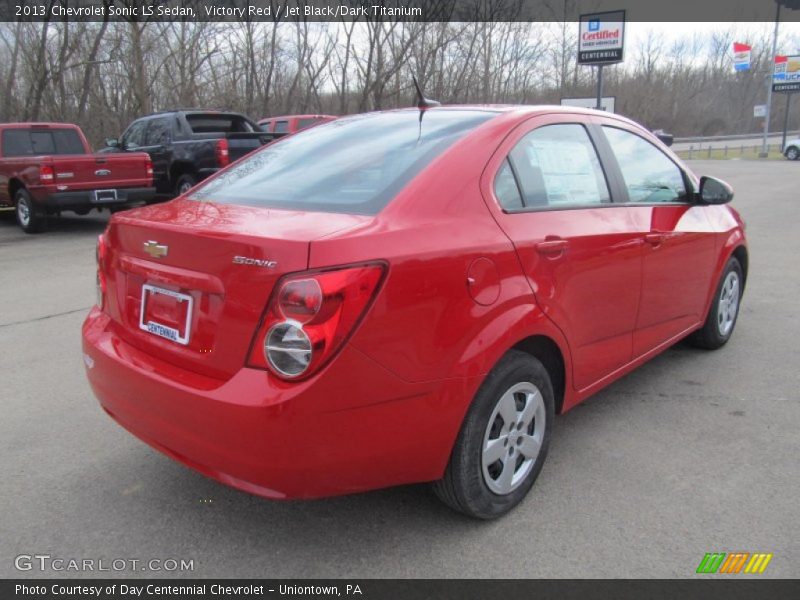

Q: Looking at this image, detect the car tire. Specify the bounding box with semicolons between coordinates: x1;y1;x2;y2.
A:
15;189;47;234
785;146;799;161
687;256;743;350
433;350;554;519
174;174;197;197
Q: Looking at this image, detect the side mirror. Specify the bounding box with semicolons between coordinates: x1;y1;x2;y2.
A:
653;129;674;147
698;176;734;205
105;138;119;148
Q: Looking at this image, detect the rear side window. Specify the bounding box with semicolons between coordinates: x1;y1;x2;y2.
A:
191;110;495;215
602;126;687;203
144;118;171;146
274;120;289;133
494;159;524;210
185;114;256;134
1;128;84;156
503;123;610;209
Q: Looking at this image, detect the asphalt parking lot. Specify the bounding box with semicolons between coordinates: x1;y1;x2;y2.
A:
1;160;798;579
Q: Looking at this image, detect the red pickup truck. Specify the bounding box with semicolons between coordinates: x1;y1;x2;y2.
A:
0;123;155;233
258;114;336;134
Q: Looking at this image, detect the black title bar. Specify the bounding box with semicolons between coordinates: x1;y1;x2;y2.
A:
2;0;800;22
4;579;800;600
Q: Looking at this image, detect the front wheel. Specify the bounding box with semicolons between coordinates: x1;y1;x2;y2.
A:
433;350;554;519
687;257;743;350
785;146;799;161
15;189;47;233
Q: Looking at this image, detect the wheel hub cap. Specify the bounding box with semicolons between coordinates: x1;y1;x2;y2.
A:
482;381;545;495
717;271;740;337
17;200;30;226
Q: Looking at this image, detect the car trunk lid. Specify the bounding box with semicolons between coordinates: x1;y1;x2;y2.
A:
102;199;369;379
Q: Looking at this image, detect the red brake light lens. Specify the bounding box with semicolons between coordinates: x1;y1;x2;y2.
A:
39;165;55;182
145;158;153;179
278;278;322;324
247;263;386;380
215;138;230;167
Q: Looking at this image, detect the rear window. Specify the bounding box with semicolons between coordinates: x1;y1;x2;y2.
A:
297;117;323;130
1;128;85;157
190;109;495;215
184;114;257;134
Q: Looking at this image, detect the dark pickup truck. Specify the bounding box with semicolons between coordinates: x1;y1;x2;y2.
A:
0;122;154;233
105;110;277;197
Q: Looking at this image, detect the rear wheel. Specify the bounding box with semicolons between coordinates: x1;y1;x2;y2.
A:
433;350;554;519
687;257;743;349
174;173;197;197
785;146;799;161
15;189;47;233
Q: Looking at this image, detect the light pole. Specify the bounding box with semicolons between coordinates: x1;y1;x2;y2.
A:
761;0;800;157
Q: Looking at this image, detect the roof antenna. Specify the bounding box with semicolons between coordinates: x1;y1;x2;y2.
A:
412;75;440;142
412;75;441;110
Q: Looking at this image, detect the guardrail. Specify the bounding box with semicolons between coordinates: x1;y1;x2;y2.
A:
674;131;799;144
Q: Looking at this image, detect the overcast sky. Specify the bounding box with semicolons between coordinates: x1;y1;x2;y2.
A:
627;21;800;53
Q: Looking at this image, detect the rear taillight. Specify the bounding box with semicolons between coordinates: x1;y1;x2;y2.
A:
39;165;54;182
96;234;107;309
145;158;153;180
215;139;230;168
247;263;386;380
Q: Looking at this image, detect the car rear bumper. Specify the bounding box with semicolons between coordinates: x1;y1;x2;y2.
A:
81;308;476;499
42;187;156;209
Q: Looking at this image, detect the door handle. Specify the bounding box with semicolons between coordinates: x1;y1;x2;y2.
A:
644;233;664;247
535;239;569;256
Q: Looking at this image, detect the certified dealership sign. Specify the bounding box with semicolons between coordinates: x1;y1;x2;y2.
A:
578;10;625;65
773;55;800;93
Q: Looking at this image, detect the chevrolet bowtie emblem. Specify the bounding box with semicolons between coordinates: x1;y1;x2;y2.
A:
143;240;168;259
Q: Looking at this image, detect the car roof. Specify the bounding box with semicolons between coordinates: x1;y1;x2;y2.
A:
389;104;637;122
0;122;81;129
260;114;336;121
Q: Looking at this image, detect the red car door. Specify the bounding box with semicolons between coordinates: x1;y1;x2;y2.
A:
596;121;717;356
481;113;643;392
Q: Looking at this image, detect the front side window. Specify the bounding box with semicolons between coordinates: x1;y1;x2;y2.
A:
502;123;610;209
190;109;495;215
603;126;687;203
122;121;147;149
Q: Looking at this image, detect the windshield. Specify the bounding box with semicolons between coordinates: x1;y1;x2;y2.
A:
190;109;495;215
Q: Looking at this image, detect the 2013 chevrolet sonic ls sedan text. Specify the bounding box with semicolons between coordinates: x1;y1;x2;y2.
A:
82;106;748;518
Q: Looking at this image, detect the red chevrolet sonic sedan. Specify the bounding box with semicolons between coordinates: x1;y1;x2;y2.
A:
82;106;747;518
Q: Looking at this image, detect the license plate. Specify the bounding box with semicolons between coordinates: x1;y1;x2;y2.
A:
139;284;193;345
93;189;118;203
